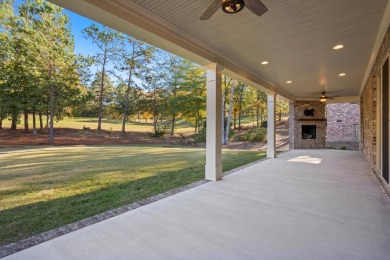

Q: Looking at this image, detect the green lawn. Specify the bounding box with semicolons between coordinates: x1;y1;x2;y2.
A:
1;116;195;133
0;145;266;246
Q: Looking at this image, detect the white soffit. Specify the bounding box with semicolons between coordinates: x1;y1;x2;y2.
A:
50;0;389;101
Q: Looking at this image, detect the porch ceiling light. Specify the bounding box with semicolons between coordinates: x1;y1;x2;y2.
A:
339;73;346;77
333;44;344;50
222;0;245;14
261;61;269;65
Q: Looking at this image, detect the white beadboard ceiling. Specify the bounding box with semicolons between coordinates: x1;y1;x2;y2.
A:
50;0;390;100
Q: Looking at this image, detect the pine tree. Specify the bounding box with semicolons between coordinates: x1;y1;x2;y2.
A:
82;24;123;131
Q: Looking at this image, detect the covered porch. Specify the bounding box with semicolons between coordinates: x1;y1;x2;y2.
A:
5;149;390;259
4;0;389;257
47;0;390;184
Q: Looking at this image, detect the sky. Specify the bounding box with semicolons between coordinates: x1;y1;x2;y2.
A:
12;0;177;86
62;9;100;57
13;0;98;56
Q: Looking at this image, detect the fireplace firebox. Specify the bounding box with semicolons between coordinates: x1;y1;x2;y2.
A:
302;125;316;139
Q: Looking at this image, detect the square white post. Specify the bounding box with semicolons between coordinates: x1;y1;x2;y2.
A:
267;93;276;158
205;63;223;181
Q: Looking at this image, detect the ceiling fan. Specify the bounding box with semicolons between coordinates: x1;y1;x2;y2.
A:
200;0;268;20
320;92;335;102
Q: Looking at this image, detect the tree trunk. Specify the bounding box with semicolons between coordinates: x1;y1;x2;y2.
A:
256;92;260;128
46;110;49;128
32;111;37;135
121;54;134;134
233;108;237;129
221;92;225;144
24;111;29;133
238;85;244;129
121;71;132;133
39;112;43;130
194;115;198;133
171;113;176;136
0;118;2;129
225;81;235;144
49;85;55;144
153;98;157;133
11;117;17;130
98;49;108;131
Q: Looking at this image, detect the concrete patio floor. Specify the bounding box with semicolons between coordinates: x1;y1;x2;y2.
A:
6;150;390;260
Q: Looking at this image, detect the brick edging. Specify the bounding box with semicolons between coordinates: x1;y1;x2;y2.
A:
0;179;209;258
0;157;268;258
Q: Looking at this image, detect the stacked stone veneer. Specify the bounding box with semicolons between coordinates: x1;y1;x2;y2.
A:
326;103;360;151
289;101;326;149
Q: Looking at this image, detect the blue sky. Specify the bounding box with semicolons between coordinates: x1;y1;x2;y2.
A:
62;9;98;57
13;0;173;85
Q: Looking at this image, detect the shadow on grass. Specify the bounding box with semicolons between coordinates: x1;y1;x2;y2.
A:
78;118;154;127
0;150;266;247
0;168;204;247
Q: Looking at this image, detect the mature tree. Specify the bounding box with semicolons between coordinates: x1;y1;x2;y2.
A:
88;72;115;118
224;79;235;144
115;35;154;133
255;90;267;126
20;0;80;143
180;64;206;132
276;98;289;121
141;60;167;134
0;0;14;128
83;23;123;130
236;82;247;129
165;55;190;135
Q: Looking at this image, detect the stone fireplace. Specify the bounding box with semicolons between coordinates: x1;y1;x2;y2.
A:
289;101;326;149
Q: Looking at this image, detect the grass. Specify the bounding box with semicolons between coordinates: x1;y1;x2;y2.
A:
1;116;195;133
0;145;266;247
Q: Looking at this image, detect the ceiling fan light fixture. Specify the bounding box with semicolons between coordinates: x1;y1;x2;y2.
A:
320;96;327;102
222;0;245;14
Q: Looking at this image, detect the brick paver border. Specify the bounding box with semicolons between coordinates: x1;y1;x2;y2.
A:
0;157;268;258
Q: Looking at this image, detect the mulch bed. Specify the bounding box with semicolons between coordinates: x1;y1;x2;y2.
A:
0;128;172;147
0;121;290;150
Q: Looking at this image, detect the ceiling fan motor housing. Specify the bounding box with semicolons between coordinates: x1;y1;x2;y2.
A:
222;0;245;14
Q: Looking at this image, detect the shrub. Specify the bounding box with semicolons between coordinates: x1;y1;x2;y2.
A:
195;127;207;142
194;127;234;143
151;122;170;137
260;120;267;128
238;127;267;142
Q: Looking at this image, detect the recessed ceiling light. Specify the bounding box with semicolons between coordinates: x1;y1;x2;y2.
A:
339;73;346;77
333;44;344;50
286;80;292;84
261;61;269;65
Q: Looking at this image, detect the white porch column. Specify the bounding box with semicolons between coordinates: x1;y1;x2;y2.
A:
205;63;224;181
267;93;276;158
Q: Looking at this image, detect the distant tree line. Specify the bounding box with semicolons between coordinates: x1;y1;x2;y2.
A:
0;0;288;143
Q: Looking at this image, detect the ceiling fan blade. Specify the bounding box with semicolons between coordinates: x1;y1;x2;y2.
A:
200;0;221;20
245;0;268;16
